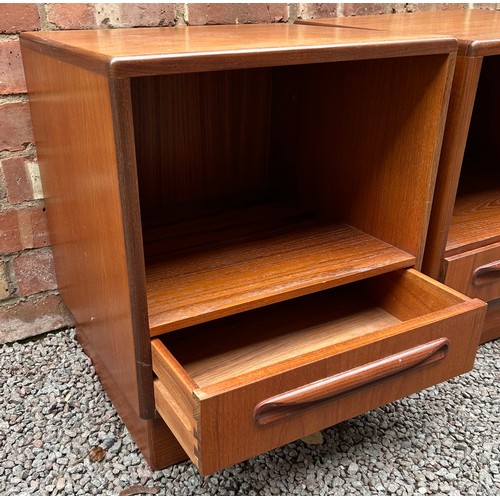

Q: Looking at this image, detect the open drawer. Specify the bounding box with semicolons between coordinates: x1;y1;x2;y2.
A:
151;269;485;474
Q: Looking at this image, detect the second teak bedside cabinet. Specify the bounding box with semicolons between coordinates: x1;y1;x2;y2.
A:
20;24;486;474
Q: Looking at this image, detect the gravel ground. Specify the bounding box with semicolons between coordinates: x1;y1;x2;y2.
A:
0;329;498;496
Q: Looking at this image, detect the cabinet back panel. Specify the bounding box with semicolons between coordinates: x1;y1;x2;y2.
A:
460;55;500;188
131;69;274;228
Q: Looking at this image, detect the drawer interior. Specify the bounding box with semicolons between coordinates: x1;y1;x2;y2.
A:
130;54;452;336
152;269;484;474
447;54;500;256
154;270;466;391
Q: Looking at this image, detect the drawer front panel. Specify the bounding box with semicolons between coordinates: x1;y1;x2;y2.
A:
444;242;500;302
194;307;483;474
153;285;485;474
481;298;500;344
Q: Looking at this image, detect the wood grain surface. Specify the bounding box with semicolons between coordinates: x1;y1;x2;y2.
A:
131;69;273;227
253;337;449;426
20;24;457;77
133;52;453;338
162;288;402;387
445;54;500;256
159;270;469;388
460;55;500;174
422;55;483;278
446;187;500;255
20;45;151;418
285;55;453;268
21;45;193;468
444;241;500;302
482;298;500;343
297;10;500;56
146;221;415;336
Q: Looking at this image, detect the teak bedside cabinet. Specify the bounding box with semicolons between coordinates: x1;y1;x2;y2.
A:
20;24;486;475
298;10;500;345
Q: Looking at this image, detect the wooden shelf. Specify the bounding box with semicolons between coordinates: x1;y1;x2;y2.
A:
446;184;500;256
146;221;415;336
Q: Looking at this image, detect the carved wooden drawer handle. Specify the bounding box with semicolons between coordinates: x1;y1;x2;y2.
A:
472;260;500;287
254;337;449;426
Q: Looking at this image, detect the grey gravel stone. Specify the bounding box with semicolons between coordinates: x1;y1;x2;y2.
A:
347;462;359;475
0;330;498;495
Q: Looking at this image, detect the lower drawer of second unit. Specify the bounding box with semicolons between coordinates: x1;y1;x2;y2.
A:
444;241;500;302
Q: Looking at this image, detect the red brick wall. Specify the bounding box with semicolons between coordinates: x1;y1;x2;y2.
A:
0;2;489;343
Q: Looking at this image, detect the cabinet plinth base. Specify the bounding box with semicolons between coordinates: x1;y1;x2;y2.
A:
76;328;188;471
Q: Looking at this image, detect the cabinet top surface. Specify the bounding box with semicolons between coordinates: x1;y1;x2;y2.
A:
297;10;500;56
20;23;456;77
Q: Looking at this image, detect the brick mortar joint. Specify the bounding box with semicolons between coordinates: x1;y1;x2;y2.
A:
0;196;45;210
0;94;29;104
0;34;19;42
37;3;54;32
0;255;15;298
285;4;295;23
0;145;37;162
174;3;187;26
0;289;62;308
1;245;52;261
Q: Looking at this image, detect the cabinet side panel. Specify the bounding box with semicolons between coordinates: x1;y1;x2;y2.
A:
21;46;146;417
422;56;483;279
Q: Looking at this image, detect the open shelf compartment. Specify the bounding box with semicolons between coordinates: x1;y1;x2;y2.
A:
447;54;500;256
130;54;452;336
